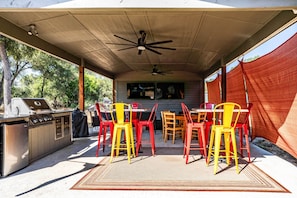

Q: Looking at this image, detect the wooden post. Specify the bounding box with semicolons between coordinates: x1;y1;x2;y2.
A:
221;59;226;103
79;59;85;111
112;80;116;103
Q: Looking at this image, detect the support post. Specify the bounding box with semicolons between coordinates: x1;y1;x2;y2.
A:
221;59;227;103
112;80;116;103
79;59;85;111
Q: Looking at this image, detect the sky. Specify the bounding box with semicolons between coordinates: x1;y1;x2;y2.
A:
225;21;297;72
204;21;297;80
242;22;297;61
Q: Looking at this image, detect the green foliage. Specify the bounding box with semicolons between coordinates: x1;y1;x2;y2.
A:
0;36;112;109
84;70;112;107
2;38;35;84
244;55;260;62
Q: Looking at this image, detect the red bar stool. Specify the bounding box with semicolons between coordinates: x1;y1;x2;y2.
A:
136;103;158;156
234;103;253;162
131;102;143;142
181;102;207;164
199;102;216;143
95;102;114;157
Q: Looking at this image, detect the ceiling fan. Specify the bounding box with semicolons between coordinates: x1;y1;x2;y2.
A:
107;30;176;55
151;65;168;75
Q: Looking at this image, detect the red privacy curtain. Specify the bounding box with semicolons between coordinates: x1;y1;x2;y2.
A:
206;74;221;105
226;65;247;108
242;33;297;158
226;65;248;123
207;66;246;108
208;65;248;123
207;33;297;158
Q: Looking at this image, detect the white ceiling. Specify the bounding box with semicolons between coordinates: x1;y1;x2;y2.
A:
0;1;296;80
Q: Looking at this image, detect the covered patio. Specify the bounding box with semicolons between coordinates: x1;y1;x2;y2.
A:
0;1;297;195
1;0;296;159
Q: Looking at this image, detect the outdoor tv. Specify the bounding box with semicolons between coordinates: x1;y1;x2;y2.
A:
127;82;155;100
156;82;184;99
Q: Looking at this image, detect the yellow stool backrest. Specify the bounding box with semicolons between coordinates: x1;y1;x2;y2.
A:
110;103;132;125
213;102;241;128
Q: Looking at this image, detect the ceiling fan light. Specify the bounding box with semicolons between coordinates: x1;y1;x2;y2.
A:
137;46;145;51
151;72;158;75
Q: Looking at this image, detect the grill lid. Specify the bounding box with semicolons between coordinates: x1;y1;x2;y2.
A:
21;98;51;111
11;98;53;115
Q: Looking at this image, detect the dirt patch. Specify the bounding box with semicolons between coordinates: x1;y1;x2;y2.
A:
253;137;297;167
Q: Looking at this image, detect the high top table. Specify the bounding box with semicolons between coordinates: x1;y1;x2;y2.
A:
191;108;248;113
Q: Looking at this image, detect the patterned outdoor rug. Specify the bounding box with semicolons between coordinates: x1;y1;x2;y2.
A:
71;147;289;192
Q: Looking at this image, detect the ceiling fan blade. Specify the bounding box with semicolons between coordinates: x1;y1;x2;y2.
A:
114;35;137;45
148;45;176;50
118;46;137;51
157;71;166;75
145;46;162;55
146;40;173;45
106;43;136;46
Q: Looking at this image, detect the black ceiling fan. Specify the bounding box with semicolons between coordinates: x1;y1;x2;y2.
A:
107;30;176;55
151;65;168;75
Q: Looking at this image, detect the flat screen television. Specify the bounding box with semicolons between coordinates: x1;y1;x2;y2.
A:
156;82;184;99
127;83;155;99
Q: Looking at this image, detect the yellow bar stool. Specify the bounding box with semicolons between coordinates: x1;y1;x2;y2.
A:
207;102;241;174
110;103;136;163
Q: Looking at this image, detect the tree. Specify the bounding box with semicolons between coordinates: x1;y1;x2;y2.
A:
0;35;35;112
0;35;11;112
84;70;112;108
17;51;80;108
0;36;113;110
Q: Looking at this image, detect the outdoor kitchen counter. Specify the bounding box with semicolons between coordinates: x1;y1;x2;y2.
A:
28;110;73;163
51;109;73;116
1;111;73;165
0;114;29;123
0;99;75;177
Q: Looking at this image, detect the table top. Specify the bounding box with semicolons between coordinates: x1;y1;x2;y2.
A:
191;108;249;113
101;108;149;113
131;108;149;112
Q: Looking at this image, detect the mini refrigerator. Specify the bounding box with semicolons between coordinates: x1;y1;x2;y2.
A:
0;120;29;177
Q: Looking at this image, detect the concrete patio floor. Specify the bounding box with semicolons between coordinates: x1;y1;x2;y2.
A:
0;127;296;198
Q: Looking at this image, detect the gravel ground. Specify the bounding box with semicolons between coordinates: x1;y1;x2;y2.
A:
253;137;297;167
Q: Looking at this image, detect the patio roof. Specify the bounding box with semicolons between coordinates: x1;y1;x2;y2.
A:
0;0;296;80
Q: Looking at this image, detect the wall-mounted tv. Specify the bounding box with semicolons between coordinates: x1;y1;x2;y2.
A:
156;82;184;99
127;83;155;100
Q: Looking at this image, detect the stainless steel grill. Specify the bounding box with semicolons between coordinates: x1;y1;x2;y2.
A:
8;97;72;164
11;98;54;126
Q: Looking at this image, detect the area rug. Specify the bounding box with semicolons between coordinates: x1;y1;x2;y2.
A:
71;147;289;192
